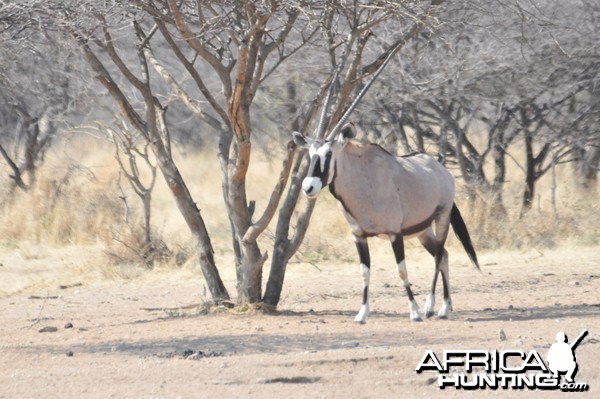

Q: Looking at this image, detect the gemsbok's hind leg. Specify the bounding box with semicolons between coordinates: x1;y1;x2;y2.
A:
353;236;371;324
419;223;453;319
434;214;453;319
418;228;439;318
391;234;421;322
436;248;452;318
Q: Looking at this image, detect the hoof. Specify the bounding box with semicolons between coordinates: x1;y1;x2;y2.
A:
354;319;367;324
437;314;449;320
411;316;423;322
425;310;435;319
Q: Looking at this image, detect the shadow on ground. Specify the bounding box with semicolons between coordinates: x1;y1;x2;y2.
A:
21;303;600;359
460;302;600;322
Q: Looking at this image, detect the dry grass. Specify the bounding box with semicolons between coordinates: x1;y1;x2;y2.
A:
0;163;122;246
0;136;597;280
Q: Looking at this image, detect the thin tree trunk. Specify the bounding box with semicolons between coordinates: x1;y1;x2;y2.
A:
153;140;229;302
263;154;305;307
490;136;507;218
77;37;230;303
521;130;535;216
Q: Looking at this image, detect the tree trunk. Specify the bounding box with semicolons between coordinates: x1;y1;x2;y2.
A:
78;38;230;303
142;193;152;244
521;130;536;216
238;240;266;303
490;136;507;218
154;145;229;302
576;141;600;191
263;153;311;307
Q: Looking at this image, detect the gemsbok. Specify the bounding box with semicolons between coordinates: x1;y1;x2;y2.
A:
294;123;480;323
293;35;479;322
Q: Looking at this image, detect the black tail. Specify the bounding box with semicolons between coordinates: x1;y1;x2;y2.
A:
450;203;480;270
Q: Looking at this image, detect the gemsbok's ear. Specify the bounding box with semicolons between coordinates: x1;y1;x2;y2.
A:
339;123;356;142
292;131;310;148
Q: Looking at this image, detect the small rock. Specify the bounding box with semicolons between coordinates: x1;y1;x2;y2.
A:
508;305;514;310
498;329;507;341
568;280;580;286
221;300;235;309
66;351;74;357
38;326;58;333
64;322;74;329
424;376;437;385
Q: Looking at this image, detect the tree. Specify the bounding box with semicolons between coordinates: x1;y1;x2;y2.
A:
0;7;84;191
356;0;599;216
95;0;444;306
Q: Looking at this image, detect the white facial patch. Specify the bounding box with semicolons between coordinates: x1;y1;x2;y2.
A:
302;176;322;197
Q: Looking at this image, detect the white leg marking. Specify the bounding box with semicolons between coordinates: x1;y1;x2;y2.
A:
438;298;452;318
397;260;408;284
354;263;370;324
424;293;435;318
409;300;421;322
355;305;369;324
397;260;421;321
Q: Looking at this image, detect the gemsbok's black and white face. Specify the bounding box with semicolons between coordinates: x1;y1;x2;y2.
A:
300;138;335;198
292;124;356;198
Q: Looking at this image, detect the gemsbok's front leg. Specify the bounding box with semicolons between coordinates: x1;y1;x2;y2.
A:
391;234;422;322
354;236;371;324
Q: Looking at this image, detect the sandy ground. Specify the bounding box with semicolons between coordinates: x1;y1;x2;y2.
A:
0;245;599;398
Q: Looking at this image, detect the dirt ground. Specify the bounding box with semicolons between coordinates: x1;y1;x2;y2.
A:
1;245;599;398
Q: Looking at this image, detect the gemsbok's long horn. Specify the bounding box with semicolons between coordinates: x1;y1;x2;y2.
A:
325;37;408;141
316;33;354;139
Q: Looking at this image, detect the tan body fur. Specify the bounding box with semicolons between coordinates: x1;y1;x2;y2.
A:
331;142;454;238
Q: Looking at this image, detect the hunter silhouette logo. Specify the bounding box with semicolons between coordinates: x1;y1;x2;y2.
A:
416;329;589;391
547;329;588;383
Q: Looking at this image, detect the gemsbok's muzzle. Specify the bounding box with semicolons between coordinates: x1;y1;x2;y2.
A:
302;176;322;197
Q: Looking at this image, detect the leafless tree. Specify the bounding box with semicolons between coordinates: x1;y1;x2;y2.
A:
0;11;83;191
101;120;158;247
357;0;599;216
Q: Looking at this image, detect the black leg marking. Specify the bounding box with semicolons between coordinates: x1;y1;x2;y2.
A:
391;234;405;265
355;238;370;269
354;237;371;323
